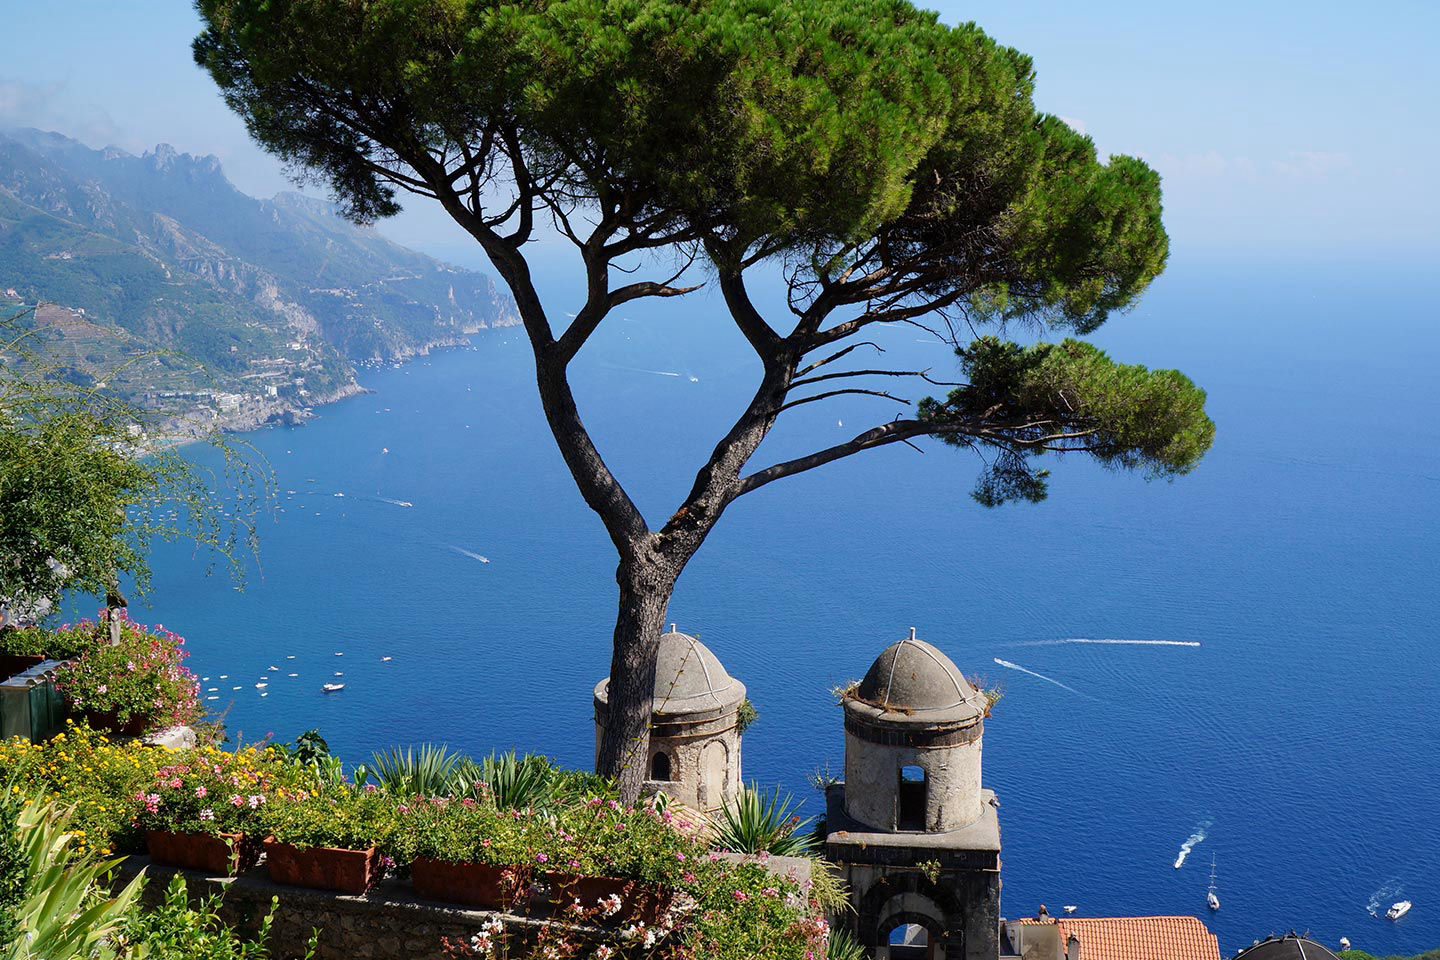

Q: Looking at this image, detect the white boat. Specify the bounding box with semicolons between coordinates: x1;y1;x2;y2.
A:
1207;857;1220;912
322;683;345;693
1387;900;1411;921
1062;906;1077;915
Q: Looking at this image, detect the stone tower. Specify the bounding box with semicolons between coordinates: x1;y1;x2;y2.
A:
593;625;745;813
825;629;1002;960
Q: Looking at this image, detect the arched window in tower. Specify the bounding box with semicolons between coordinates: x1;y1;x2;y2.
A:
898;765;927;831
651;751;673;782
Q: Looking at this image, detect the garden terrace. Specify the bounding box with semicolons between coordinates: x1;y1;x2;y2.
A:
1;723;835;959
114;852;816;960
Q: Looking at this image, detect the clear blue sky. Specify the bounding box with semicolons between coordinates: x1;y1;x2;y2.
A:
3;0;1435;267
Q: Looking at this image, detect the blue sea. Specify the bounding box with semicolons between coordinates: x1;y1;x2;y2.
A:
116;259;1437;957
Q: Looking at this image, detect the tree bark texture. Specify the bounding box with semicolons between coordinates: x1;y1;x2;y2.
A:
596;563;677;801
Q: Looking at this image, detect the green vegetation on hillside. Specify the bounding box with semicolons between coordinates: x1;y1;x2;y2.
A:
0;128;516;431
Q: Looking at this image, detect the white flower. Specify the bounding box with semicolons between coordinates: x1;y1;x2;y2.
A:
599;893;624;917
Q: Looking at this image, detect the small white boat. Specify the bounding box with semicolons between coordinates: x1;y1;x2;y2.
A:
381;656;393;662
322;683;345;693
1207;856;1220;912
255;682;267;689
1063;906;1077;915
1387;900;1411;921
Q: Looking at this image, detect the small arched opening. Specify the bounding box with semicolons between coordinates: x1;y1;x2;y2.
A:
876;912;947;960
898;765;927;831
650;751;673;782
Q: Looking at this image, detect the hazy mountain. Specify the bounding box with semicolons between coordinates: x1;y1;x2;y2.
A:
0;128;516;434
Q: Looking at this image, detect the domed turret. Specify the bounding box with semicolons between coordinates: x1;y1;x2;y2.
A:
1233;934;1342;960
842;628;988;832
853;633;984;721
594;625;746;812
824;627;1003;959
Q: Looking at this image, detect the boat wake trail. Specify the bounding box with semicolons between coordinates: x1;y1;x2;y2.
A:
992;658;1085;696
1021;638;1202;648
373;496;414;508
1173;821;1212;869
1368;880;1403;917
451;546;491;564
612;365;680;378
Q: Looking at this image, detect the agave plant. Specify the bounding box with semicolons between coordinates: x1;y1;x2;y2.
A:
476;751;558;810
826;929;867;960
713;783;817;856
1;790;143;960
360;743;466;797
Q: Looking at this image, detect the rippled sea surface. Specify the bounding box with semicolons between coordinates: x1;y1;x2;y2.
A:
127;262;1438;957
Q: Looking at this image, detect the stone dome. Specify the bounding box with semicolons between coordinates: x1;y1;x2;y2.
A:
849;629;984;723
1232;934;1341;960
594;626;745;717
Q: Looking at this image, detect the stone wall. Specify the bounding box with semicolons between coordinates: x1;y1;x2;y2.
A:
119;860;602;960
119;852;812;960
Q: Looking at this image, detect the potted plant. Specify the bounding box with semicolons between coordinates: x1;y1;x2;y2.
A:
0;622;101;679
133;746;304;875
534;799;681;923
395;798;530;909
54;613;199;736
259;786;394;895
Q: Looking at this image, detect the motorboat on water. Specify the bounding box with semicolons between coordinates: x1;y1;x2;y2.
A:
1207;857;1220;912
322;683;346;693
1387;901;1411;921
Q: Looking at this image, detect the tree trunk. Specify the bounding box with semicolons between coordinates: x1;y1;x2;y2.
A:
596;561;677;802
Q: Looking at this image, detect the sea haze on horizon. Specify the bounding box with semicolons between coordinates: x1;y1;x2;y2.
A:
125;260;1439;956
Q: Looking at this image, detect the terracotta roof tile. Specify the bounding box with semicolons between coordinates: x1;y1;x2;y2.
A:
1016;916;1222;960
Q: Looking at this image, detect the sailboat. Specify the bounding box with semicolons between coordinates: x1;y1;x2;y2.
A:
1207;856;1220;912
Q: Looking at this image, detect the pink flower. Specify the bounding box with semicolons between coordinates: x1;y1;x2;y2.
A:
230;795;244;807
732;890;748;902
195;786;207;798
199;809;215;821
168;778;183;790
145;794;161;814
535;853;549;864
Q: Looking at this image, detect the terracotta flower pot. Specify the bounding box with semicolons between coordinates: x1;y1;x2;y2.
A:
541;872;670;924
263;838;381;895
411;859;520;909
84;709;150;736
146;830;259;875
0;654;46;680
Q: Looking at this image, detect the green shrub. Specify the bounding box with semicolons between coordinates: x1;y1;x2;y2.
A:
0;786;24;950
0;621;107;660
359;743;466;797
52;613;200;730
1;789;144;960
714;784;816;856
259;786;397;851
134;744;318;837
114;874;316;959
